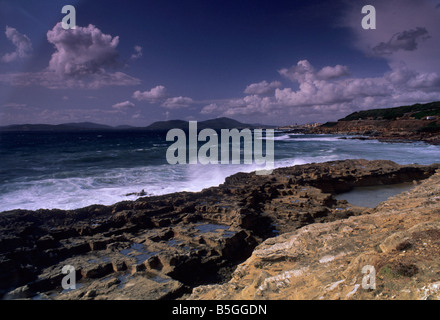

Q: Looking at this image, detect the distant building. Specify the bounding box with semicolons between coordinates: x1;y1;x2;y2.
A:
304;122;321;128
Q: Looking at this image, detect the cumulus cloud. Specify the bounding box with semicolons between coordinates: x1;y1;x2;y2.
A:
200;103;218;115
1;26;32;63
372;27;430;55
162;96;194;109
279;60;316;83
47;23;120;77
131;45;143;60
277;60;440;110
385;64;440;89
201;95;276;116
201;59;440;122
112;100;135;111
0;23;140;89
316;65;350;80
133;85;167;102
244;80;282;95
279;60;350;83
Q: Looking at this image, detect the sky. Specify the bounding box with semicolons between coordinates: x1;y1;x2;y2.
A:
0;0;440;126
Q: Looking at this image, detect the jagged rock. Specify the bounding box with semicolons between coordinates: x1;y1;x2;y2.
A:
188;170;440;300
4;285;32;300
55;271;183;300
81;263;113;279
0;159;439;300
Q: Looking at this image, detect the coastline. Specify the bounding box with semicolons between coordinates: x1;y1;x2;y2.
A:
309;118;440;145
1;159;439;300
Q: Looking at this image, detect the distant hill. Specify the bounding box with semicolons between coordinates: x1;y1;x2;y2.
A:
0;117;267;132
114;125;136;129
143;117;266;131
197;117;251;130
340;101;440;121
61;122;113;129
0;123;114;132
143;120;188;131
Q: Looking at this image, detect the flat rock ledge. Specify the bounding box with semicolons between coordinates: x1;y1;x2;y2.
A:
188;168;440;300
0;159;439;300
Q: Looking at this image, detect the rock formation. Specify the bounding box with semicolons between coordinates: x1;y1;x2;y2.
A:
189;167;440;300
0;159;439;300
311;119;440;145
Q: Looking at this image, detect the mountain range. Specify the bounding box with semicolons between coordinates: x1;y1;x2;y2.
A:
0;117;271;132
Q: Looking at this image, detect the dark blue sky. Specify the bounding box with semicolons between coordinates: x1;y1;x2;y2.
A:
1;0;439;126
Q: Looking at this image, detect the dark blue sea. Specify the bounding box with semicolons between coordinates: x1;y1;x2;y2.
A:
1;130;439;211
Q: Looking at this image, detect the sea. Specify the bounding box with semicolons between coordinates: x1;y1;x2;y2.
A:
1;130;439;212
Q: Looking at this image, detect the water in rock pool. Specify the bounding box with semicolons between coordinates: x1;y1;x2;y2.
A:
334;182;416;208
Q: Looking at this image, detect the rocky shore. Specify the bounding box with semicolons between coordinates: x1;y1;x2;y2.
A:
310;118;440;145
1;159;439;300
189;167;440;300
309;102;440;145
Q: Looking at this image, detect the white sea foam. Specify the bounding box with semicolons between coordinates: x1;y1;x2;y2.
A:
0;162;266;211
291;137;345;142
1;134;439;212
259;133;303;141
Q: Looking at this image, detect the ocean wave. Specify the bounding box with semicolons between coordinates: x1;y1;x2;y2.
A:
1;132;439;212
0;163;266;211
259;134;304;141
290;137;345;142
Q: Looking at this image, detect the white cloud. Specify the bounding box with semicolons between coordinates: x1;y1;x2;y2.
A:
201;95;276;116
112;100;135;111
200;103;218;114
131;45;143;60
276;60;440;109
278;60;316;83
1;26;32;63
162;96;194;109
316;65;350;80
244;80;282;95
0;23;140;89
202;59;440;122
133;85;167;102
47;23;119;77
279;60;350;82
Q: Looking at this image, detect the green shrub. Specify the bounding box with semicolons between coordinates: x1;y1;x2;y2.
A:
340;101;440;121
